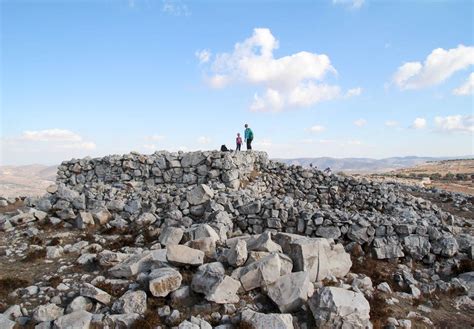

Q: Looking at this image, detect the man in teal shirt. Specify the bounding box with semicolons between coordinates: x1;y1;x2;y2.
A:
244;124;254;150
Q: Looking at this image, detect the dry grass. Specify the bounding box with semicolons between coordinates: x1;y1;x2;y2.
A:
21;248;46;263
94;280;128;298
0;276;29;311
47;237;62;246
0;199;24;214
130;297;166;329
368;293;394;329
0;277;29;297
29;236;43;245
351;256;398;287
48;276;62;288
452;259;474;276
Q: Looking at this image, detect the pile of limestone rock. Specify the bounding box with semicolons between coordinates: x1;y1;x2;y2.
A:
0;150;472;328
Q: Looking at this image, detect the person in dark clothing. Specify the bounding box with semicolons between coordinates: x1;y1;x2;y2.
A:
244;124;254;150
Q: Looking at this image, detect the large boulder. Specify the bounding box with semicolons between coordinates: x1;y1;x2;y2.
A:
240;309;294;329
235;253;283;291
53;311;93;329
149;267;182;297
109;250;167;278
226;239;248;267
308;287;371;328
288;237;351;282
187;184;214;205
167;245;205;266
80;283;112;305
112;290;147;314
191;262;240;303
160;227;184;246
33;303;64;322
266;272;314;313
372;237;404;259
403;235;431;260
0;315;16;329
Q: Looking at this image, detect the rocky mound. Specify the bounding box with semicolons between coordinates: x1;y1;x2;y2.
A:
0;151;472;328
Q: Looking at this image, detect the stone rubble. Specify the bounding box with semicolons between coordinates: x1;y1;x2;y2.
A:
0;150;472;328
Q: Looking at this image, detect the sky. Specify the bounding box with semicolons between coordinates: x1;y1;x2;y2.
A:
1;0;473;165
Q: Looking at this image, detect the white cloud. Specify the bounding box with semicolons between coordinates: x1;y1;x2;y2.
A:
60;142;96;150
195;49;211;64
332;0;365;9
453;72;474;95
353;119;367;127
207;74;230;89
201;28;352;112
308;125;326;133
412;117;427;129
197;136;211;144
20;129;82;142
384;120;399;127
12;129;96;151
345;87;363;97
392;45;474;90
434;115;473;133
1;129;97;164
162;0;190;16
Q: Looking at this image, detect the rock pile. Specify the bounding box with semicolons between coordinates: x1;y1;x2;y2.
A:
0;150;473;328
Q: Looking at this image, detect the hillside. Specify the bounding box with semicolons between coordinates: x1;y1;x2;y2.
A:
278;156;473;173
371;159;474;196
0;165;57;198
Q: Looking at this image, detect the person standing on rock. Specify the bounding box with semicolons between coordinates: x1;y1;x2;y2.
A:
244;124;254;150
236;133;242;151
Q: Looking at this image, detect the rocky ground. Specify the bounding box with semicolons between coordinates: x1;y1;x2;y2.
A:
0;151;473;329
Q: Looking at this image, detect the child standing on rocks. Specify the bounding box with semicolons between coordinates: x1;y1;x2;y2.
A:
236;133;242;151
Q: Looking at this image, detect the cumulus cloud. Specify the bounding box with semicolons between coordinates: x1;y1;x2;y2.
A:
1;128;97;164
197;136;211;144
195;49;211;64
20;129;82;142
411;118;427;129
308;125;326;133
453;72;474;95
345;87;363;97
434;115;473;133
201;28;352;112
162;0;190;16
59;142;96;150
392;45;474;90
12;129;96;151
385;120;399;127
353;119;367;127
332;0;365;9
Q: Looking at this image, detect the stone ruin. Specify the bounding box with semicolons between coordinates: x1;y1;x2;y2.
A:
0;150;473;328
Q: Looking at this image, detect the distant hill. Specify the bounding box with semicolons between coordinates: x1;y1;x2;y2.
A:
275;156;474;173
0;164;57;198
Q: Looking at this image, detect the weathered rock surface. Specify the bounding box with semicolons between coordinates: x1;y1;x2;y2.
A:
149;267;183;297
309;286;371;328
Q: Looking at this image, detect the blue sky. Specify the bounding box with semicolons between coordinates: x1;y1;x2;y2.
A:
1;0;473;165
